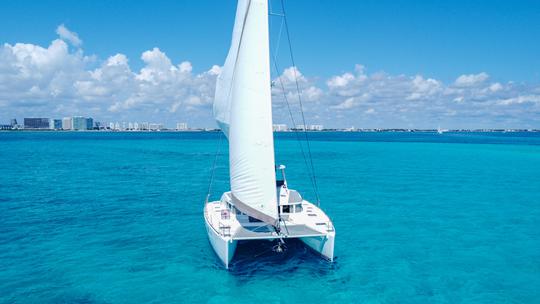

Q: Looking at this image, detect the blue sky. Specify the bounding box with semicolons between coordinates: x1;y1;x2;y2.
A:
1;0;539;128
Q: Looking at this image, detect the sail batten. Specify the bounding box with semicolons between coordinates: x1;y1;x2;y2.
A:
213;0;278;225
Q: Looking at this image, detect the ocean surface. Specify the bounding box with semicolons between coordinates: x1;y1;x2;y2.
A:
1;131;539;303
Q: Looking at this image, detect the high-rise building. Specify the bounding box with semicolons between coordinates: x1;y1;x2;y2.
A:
86;117;94;130
10;118;17;127
49;119;62;130
62;117;72;130
24;118;50;129
309;124;323;131
71;116;93;130
176;122;188;130
72;116;87;131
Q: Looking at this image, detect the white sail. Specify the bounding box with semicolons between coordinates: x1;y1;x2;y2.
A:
213;0;246;135
213;0;278;225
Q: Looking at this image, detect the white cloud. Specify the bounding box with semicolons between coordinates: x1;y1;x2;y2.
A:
1;27;539;129
407;75;442;100
319;65;539;128
365;108;375;114
331;97;356;110
497;95;540;105
327;73;355;88
0;30;220;126
454;72;489;87
489;82;503;92
56;24;82;47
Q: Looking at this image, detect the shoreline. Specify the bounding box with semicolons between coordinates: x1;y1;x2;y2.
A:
1;129;539;133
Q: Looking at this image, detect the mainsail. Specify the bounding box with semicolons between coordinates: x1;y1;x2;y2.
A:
213;0;278;225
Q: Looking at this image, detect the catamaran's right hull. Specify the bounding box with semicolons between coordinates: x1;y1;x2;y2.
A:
301;233;335;261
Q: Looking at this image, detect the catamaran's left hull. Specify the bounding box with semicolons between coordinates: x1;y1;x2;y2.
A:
204;216;237;269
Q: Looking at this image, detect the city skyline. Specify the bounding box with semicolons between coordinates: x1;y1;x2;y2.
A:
1;1;539;129
3;115;189;131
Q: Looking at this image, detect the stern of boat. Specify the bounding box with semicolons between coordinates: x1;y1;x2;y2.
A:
204;199;237;269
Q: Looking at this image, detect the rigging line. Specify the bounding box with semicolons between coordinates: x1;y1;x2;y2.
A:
269;0;285;63
271;12;285;59
270;54;318;201
281;217;290;236
206;131;224;202
279;0;320;205
269;4;317;201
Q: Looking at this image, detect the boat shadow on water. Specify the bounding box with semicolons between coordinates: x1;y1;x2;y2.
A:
222;239;338;277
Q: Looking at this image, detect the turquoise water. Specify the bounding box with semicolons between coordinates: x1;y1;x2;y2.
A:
1;131;539;303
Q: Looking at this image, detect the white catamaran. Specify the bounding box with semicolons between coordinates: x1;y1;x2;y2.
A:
204;0;335;268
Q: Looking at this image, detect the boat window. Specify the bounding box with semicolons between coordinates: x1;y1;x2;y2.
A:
248;216;262;223
288;190;303;203
295;204;303;213
282;205;291;213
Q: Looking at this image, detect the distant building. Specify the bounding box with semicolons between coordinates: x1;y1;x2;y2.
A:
0;124;12;130
109;122;114;130
10;118;17;127
308;124;323;131
49;119;62;130
114;122;121;130
62;117;72;130
295;124;306;131
67;116;93;131
133;122;139;130
72;116;86;131
86;117;94;130
176;122;188;130
148;123;163;131
24;118;50;129
273;124;288;132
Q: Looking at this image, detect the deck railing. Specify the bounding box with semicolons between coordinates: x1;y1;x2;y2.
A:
219;222;231;237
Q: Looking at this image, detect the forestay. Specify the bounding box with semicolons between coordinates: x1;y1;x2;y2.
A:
213;0;278;225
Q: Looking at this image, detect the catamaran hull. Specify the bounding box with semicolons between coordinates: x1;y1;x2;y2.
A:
204;217;237;268
301;233;335;262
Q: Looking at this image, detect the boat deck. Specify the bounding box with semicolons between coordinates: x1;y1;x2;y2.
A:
231;222;325;240
204;196;335;241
